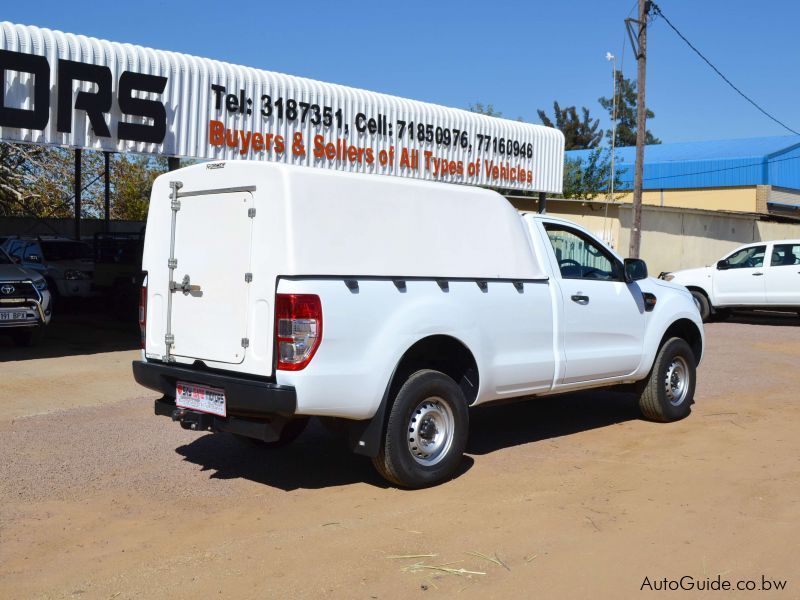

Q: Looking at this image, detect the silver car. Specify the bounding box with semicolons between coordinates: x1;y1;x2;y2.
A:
0;248;52;346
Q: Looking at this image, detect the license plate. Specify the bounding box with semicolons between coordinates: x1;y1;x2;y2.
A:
0;311;27;321
175;381;227;417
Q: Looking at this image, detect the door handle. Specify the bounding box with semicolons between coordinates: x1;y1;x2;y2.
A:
571;294;589;305
170;274;202;295
751;272;763;276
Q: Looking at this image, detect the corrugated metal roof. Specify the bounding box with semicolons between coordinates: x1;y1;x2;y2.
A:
566;135;800;191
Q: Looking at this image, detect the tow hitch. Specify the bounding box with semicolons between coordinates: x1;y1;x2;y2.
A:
154;397;288;442
170;407;213;431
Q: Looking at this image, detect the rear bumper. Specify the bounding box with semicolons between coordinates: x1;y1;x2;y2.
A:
132;360;296;417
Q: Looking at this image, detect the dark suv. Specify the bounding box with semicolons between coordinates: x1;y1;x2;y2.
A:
0;248;51;346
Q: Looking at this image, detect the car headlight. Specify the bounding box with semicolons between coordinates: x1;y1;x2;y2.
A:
64;270;91;280
33;278;48;291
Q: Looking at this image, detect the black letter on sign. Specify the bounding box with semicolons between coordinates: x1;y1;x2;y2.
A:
117;72;168;144
56;59;112;137
0;49;50;130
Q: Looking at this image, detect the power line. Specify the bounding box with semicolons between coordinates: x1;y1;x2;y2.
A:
650;2;800;136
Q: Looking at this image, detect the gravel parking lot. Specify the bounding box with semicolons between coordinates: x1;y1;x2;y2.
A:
1;313;798;598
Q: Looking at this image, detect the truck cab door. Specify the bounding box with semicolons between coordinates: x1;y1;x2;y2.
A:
542;223;646;384
713;244;767;306
765;242;800;305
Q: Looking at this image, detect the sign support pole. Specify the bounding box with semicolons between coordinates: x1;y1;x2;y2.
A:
74;148;81;241
104;151;111;233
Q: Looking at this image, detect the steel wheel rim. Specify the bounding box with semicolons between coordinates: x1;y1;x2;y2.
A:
664;355;690;406
407;396;454;466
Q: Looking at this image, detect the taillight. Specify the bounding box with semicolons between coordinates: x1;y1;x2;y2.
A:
139;276;147;350
275;294;322;371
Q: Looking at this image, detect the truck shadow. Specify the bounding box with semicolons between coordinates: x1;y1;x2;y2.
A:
467;389;640;456
715;310;800;327
174;420;396;491
175;390;640;490
0;307;139;361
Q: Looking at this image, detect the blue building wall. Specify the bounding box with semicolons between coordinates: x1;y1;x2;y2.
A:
767;143;800;190
565;136;800;191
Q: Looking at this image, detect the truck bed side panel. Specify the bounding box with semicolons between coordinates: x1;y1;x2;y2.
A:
275;278;556;419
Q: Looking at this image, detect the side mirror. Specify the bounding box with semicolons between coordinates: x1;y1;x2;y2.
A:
716;259;730;270
624;258;648;283
11;256;21;264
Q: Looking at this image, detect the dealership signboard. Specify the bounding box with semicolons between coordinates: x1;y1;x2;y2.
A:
0;22;564;193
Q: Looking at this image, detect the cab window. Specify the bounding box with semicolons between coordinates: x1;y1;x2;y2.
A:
726;245;765;269
770;243;800;267
544;224;618;281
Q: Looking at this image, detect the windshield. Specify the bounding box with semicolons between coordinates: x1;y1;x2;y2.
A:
0;249;12;265
41;241;92;261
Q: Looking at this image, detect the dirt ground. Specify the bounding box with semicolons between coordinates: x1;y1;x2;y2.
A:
1;312;798;599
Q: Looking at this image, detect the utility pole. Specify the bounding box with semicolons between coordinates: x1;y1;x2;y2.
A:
627;0;650;258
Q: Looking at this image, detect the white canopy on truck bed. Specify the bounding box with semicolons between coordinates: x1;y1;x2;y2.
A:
150;161;547;281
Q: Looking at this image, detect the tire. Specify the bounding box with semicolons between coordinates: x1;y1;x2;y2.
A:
11;327;44;347
690;290;711;322
372;369;469;488
234;416;310;449
638;337;696;422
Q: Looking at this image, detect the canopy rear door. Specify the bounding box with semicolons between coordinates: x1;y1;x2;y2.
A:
169;191;254;364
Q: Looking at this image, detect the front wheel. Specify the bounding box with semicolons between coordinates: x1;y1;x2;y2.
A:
372;369;469;488
638;337;696;422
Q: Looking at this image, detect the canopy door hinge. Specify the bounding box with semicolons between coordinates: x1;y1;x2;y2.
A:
164;180;183;362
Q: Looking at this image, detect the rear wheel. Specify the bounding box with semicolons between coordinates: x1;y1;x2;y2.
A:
234;416;310;449
373;369;469;488
638;337;696;422
690;290;711;322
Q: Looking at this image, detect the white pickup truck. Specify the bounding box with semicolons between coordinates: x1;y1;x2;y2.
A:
133;162;704;488
662;240;800;321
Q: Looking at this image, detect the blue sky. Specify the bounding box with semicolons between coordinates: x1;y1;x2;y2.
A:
4;0;798;144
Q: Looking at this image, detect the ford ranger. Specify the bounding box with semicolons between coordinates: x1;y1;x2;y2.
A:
132;162;704;488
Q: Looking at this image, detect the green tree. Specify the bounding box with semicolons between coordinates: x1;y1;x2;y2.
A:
469;102;524;122
0;143;36;216
468;102;503;118
561;147;624;201
537;102;602;150
0;142;105;218
111;154;169;220
598;72;660;146
0;141;168;221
